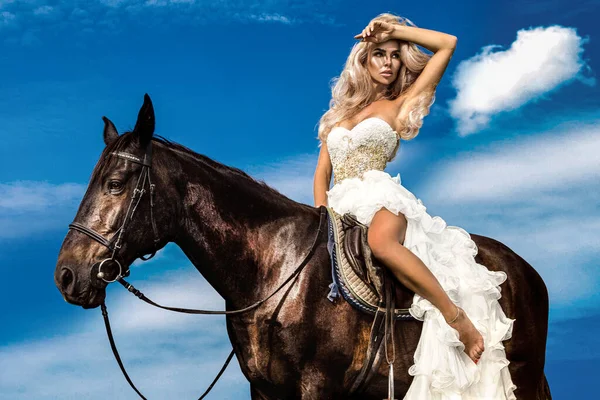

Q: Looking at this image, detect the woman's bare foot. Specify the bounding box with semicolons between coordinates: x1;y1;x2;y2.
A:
446;306;484;364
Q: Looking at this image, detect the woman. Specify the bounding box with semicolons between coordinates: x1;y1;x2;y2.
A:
313;13;516;398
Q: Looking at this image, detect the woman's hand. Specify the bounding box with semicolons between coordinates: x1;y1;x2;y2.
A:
354;21;396;43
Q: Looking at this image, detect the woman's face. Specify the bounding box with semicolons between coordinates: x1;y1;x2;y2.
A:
367;40;401;86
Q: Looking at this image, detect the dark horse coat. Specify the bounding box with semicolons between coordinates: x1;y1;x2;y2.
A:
55;95;552;399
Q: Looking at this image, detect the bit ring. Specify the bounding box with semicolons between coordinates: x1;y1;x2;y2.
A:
97;258;123;283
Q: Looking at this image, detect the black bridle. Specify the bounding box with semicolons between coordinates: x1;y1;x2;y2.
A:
69;144;159;285
68;141;328;399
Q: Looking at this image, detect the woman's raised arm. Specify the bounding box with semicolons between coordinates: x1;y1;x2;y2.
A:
390;24;457;103
356;21;457;119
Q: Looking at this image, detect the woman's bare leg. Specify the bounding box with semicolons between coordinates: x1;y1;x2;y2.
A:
367;208;484;363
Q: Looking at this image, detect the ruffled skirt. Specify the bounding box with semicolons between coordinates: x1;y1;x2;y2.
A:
327;170;516;399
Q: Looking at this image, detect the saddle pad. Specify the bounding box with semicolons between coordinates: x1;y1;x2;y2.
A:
325;207;414;320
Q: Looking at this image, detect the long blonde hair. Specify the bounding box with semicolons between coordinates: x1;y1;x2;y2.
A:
318;13;435;144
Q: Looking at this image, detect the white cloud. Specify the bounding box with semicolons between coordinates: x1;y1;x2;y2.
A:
448;25;595;135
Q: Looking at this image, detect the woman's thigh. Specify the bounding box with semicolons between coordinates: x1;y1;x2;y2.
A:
367;207;408;254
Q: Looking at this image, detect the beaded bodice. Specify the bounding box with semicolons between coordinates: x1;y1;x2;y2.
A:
327;117;400;184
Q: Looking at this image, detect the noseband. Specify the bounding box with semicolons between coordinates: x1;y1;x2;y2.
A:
68;142;160;284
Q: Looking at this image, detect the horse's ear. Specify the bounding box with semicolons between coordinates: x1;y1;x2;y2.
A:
133;93;155;147
102;116;119;146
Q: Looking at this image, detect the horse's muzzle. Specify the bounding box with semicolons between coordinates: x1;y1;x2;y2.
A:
55;264;107;308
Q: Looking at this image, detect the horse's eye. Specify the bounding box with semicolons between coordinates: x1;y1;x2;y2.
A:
108;180;124;193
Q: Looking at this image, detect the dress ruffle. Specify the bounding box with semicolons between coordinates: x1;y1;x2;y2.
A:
327;170;516;399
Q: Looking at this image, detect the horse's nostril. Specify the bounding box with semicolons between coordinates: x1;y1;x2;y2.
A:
59;267;76;295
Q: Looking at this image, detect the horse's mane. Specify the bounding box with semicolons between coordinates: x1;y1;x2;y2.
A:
92;131;298;206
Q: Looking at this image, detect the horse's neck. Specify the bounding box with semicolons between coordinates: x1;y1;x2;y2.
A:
163;145;318;306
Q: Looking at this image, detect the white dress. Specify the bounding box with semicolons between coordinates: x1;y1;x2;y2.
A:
325;117;516;400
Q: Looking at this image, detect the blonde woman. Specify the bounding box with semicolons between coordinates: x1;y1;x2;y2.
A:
313;13;516;398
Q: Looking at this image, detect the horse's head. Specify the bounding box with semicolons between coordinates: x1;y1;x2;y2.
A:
55;94;176;308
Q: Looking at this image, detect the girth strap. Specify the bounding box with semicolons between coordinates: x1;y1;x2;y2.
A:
348;306;387;395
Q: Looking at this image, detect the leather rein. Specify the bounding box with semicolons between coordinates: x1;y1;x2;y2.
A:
68;141;328;399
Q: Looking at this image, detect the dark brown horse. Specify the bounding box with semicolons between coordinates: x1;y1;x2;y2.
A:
55;95;551;399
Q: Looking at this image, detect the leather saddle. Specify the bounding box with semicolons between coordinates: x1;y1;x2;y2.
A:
326;208;415;319
341;212;387;300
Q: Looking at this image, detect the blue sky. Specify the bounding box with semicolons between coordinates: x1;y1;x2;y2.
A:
1;0;598;398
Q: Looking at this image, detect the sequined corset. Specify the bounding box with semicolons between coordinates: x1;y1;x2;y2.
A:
327;117;400;184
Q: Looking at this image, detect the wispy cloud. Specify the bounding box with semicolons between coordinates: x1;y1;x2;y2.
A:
247;13;292;24
0;181;85;239
0;319;247;399
0;0;15;9
430;120;600;201
247;152;318;206
32;5;55;16
105;271;227;332
0;268;250;399
415;116;600;304
448;25;595;135
0;10;15;26
0;0;338;40
0;181;84;211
